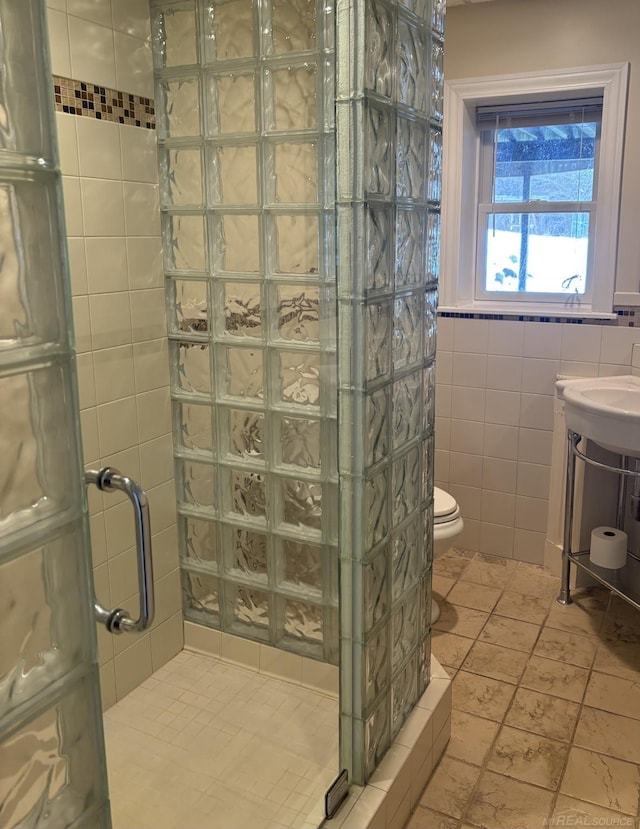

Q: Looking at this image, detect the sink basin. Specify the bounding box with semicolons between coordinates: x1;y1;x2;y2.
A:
556;375;640;457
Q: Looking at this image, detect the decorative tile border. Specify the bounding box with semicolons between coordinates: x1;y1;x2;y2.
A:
52;75;155;130
439;305;638;327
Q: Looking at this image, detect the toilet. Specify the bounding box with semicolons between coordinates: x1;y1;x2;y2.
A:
431;486;464;624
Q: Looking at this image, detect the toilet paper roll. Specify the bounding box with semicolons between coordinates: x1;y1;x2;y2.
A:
590;526;628;569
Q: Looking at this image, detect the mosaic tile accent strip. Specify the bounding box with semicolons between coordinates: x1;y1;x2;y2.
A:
439;306;639;327
52;75;155;129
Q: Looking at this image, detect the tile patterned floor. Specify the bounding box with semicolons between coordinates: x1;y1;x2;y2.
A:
104;651;338;829
408;548;640;829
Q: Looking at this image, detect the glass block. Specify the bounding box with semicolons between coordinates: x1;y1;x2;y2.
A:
393;292;422;370
175;342;212;395
392;371;422;449
425;288;438;361
216;145;258;204
419;570;432;633
365;301;391;382
398;0;428;21
365;103;392;197
391;655;417;737
161;148;203;207
365;469;388;550
277;285;320;342
423;361;435;434
364;1;393;99
391;586;419;670
219;214;260;273
392;518;419;602
428;127;443;202
396;117;427;200
422;432;434;505
418;631;432;695
208;0;255;60
392;447;420;527
280;538;323;592
395;208;425;288
152;2;197;68
422;503;434;569
278;350;320;407
230;469;266;518
226;527;268;579
180;459;215;509
1;678;105;828
223;346;264;399
272;0;317;53
430;39;444;122
225;408;265;460
228;584;270;635
365;207;392;294
182;569;220;623
274;142;318;205
364;547;389;633
182;516;218;566
280;416;321;468
171;279;208;334
397;20;428;113
223;282;262;338
164;214;207;272
273;214;319;274
206;72;257;135
365;694;390;779
426;209;440;283
365;387;389;469
283;598;323;642
364;626;389;707
432;0;445;34
272;65;317;130
176;400;213;452
158;77;200;138
0;531;90;718
281;478;322;531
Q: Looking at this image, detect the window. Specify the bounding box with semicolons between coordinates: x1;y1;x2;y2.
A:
441;65;628;317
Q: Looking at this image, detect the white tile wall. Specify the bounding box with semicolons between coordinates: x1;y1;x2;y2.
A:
436;317;640;563
48;2;182;708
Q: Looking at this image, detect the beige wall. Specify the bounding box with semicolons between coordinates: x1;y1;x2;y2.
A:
444;0;640;296
46;0;182;708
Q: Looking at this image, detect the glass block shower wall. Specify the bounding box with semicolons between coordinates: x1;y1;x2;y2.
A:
336;0;444;783
151;0;340;663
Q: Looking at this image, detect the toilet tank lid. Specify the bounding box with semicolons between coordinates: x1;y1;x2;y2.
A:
434;486;458;519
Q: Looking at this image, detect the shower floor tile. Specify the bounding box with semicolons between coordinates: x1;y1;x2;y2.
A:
104;650;338;829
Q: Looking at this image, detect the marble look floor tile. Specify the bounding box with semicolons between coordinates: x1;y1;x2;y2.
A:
446;582;502;613
552;795;639;828
593;638;640;681
459;560;515;590
602;597;640;645
574;706;640;765
450;546;477;560
584;671;640;720
534;627;597;668
418;757;481;819
452;671;516;722
405;807;459;829
432;631;475;669
462;641;529;683
486;725;568;789
433;555;471;581
506;568;558;599
492;591;553;626
445;710;500;766
433;603;489;639
465;769;554;829
560;747;640;815
504;687;579;742
545;595;605;638
432;575;456;602
479;616;540;653
520;655;589;702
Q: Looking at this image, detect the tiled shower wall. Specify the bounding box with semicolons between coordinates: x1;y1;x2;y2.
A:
46;0;182;709
435;316;640;563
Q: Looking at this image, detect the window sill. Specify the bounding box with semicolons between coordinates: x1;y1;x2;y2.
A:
437;303;617;320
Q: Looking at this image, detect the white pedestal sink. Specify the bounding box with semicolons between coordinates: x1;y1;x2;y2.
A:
556;375;640;457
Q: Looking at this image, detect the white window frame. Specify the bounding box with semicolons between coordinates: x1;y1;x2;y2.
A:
440;63;629;318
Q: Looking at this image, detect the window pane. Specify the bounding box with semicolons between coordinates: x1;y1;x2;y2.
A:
487;122;596;203
483;211;589;295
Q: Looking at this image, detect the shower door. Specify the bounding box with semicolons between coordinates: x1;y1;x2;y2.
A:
0;2;111;827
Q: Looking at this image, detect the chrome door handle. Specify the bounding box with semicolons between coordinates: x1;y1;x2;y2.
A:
85;467;155;634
